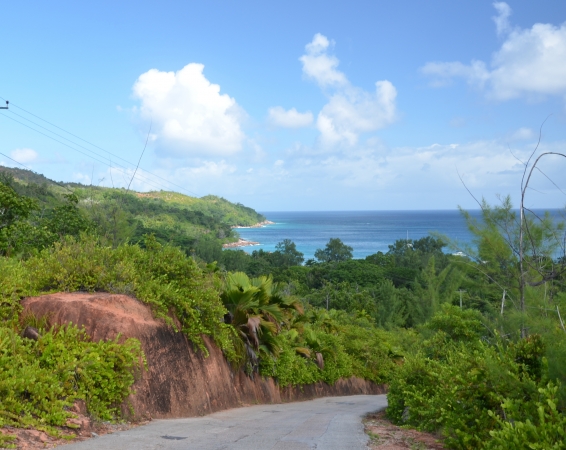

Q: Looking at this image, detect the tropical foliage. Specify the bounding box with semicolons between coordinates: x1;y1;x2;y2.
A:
1;166;566;448
0;166;264;258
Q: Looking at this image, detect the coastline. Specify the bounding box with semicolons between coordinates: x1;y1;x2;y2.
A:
224;220;274;248
231;220;275;229
222;238;261;249
222;220;275;248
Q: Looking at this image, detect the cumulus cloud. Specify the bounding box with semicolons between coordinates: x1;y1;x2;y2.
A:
300;33;348;87
317;81;397;147
285;138;565;201
493;2;512;36
11;148;38;164
267;107;313;128
300;34;398;148
422;2;566;101
133;63;246;157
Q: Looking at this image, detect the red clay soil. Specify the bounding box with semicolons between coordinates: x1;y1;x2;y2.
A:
364;411;445;450
21;293;386;421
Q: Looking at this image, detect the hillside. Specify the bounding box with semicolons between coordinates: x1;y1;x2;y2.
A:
0;166;264;257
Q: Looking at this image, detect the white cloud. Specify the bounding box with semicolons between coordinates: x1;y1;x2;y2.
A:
11;148;38;164
278;138;565;205
300;33;347;87
72;172;93;185
133;63;246;157
493;2;512;36
422;3;566;101
299;34;398;148
510;127;534;141
317;81;397;147
267;106;313;128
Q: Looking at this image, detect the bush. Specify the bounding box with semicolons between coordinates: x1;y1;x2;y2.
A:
386;306;552;449
486;383;566;450
21;234;235;357
0;323;143;432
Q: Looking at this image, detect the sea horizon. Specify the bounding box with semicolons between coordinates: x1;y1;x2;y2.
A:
234;209;564;261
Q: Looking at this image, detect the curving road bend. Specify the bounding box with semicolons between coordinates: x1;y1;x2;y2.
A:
62;395;387;450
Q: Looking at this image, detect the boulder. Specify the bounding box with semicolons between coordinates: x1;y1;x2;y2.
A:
22;293;385;419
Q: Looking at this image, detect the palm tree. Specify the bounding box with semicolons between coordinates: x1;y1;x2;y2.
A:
221;272;302;373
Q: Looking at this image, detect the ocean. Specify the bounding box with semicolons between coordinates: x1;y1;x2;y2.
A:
233;210;564;260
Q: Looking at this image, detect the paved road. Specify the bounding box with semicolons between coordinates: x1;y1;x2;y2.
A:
62;395;387;450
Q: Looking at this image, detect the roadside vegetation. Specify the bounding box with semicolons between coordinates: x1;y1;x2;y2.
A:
0;166;565;448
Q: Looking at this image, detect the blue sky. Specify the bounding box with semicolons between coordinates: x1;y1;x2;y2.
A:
1;0;566;211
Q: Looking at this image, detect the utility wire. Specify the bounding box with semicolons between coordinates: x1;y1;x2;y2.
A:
127;120;151;193
0;151;74;193
0;113;186;195
1;114;112;168
0;97;199;197
3;111;170;192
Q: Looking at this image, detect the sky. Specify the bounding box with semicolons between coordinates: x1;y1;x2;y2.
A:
1;0;566;211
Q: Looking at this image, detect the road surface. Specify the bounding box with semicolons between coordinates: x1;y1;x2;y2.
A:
62;394;387;450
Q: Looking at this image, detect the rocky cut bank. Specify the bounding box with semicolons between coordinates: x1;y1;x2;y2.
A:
22;293;386;419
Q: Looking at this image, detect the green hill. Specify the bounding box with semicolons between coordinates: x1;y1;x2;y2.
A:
0;166;264;258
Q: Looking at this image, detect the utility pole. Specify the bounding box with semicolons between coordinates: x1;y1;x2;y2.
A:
500;290;506;316
0;101;8;110
457;289;466;309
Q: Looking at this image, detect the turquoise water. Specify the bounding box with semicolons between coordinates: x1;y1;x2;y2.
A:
234;210;475;260
234;209;564;260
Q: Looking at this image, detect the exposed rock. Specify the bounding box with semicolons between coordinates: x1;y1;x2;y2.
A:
222;238;260;249
22;326;40;341
21;293;386;420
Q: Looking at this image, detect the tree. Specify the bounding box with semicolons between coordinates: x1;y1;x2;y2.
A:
0;181;37;231
221;249;250;272
387;236;447;271
46;193;93;238
314;238;353;263
0;181;38;255
272;239;304;267
220;272;302;373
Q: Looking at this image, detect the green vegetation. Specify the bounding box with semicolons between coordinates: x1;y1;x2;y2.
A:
218;203;566;448
0;168;264;439
384;201;566;449
0;166;264;259
1;166;565;448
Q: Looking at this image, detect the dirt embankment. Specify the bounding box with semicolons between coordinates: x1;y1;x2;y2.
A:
22;293;385;420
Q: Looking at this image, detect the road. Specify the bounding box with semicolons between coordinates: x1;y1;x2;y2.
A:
62;395;387;450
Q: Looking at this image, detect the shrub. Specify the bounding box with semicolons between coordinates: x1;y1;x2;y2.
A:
486;383;566;450
0;323;143;433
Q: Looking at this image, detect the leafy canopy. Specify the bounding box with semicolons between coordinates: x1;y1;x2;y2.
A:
314;238;353;263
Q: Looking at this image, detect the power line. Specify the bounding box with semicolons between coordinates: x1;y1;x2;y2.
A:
9;109;114;165
0;112;188;195
1;113;113;168
2;108;184;194
2;97;135;167
0;151;73;193
1;112;168;191
0;97;200;197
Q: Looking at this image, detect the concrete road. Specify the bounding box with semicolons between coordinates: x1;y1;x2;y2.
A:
62;395;387;450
